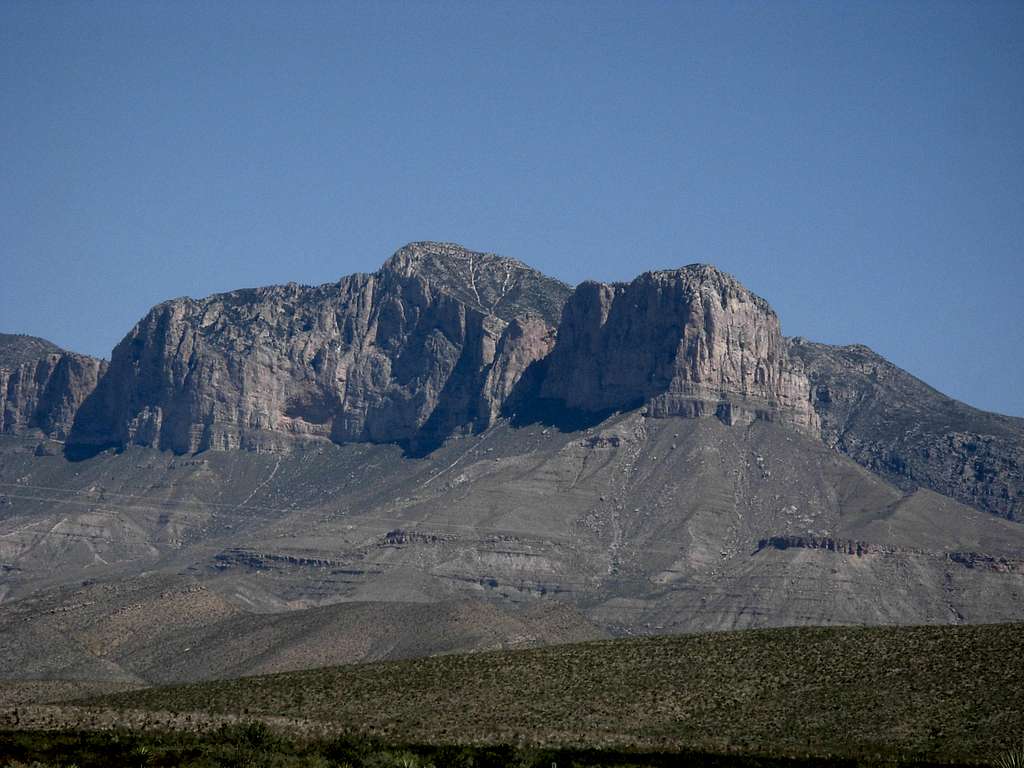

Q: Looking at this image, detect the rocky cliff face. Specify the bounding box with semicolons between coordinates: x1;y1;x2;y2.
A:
539;266;819;434
67;243;571;456
788;339;1024;521
10;243;1020;527
0;335;106;441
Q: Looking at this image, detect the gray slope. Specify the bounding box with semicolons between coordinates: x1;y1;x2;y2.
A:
2;404;1023;685
789;338;1024;521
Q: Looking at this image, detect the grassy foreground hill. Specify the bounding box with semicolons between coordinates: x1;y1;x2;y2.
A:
3;622;1018;766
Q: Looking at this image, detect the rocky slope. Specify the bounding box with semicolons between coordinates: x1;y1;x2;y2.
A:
4;410;1022;624
67;243;571;456
538;266;819;434
0;569;605;684
0;334;106;441
2;411;1023;685
789;339;1024;521
0;334;63;366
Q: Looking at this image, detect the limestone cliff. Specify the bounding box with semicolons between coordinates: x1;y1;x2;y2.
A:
0;335;107;441
67;243;570;455
539;266;819;433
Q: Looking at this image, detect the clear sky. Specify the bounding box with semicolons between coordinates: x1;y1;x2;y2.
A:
2;1;1022;416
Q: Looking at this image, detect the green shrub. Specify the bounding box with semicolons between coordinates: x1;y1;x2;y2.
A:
215;721;279;750
364;751;433;768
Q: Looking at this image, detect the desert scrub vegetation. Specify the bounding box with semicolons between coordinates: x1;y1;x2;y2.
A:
2;725;1009;767
86;623;1024;762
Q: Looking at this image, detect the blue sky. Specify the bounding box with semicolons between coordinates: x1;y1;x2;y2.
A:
2;1;1022;416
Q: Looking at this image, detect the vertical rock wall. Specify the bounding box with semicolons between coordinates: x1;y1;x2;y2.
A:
540;266;819;433
67;243;571;455
1;352;107;441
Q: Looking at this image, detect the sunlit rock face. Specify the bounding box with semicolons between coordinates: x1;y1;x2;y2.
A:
539;265;819;434
67;242;571;455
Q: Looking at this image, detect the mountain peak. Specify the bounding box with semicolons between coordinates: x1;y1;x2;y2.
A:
0;333;64;368
382;241;538;281
638;263;774;315
381;241;571;324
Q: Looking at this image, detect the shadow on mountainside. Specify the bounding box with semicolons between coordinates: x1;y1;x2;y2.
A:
502;357;641;434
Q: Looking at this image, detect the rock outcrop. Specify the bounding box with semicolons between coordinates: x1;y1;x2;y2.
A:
0;335;106;441
539;266;819;434
757;535;1024;574
789;339;1024;521
67;243;571;456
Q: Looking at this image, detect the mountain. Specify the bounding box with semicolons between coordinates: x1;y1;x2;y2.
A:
66;242;571;457
0;334;107;442
537;265;818;433
65;253;825;459
0;241;1022;685
5;243;1019;526
789;338;1024;521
